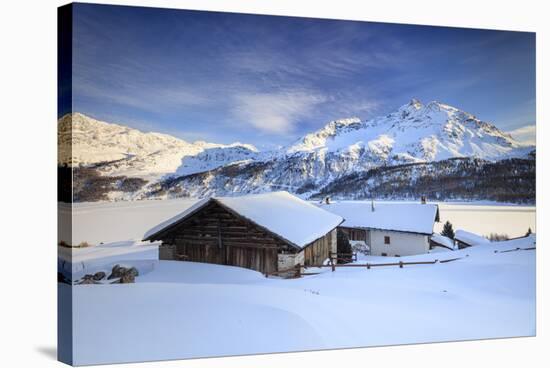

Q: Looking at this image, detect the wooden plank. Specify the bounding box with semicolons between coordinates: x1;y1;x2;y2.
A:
217;219;223;249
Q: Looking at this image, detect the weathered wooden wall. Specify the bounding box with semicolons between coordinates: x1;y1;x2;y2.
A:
156;201;292;274
303;230;334;266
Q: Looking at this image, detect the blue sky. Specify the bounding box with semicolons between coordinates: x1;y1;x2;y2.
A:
69;3;536;149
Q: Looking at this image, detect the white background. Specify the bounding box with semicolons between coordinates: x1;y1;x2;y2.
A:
0;0;547;367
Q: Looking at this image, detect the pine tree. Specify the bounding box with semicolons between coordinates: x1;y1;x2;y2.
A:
441;220;455;239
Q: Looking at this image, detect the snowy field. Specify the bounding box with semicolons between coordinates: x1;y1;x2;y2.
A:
59;199;199;245
63;236;536;365
59;199;536;365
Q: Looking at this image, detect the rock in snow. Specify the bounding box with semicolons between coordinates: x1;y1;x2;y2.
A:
92;271;106;281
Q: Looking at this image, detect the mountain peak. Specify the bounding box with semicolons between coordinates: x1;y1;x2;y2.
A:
397;98;423;117
402;98;423;110
409;98;423;108
285;98;532;161
326;117;362;129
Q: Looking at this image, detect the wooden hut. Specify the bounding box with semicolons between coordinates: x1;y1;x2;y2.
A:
143;191;343;276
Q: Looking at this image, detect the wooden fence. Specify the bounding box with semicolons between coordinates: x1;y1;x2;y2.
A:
495;247;536;253
265;246;535;278
264;264;302;278
319;258;456;272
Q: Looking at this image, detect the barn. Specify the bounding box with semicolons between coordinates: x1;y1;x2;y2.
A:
143;191;343;275
318;200;440;257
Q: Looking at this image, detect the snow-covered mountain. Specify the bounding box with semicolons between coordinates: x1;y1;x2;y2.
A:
287;99;531;162
175;144;259;176
58;113;258;181
147;99;534;200
60;100;535;202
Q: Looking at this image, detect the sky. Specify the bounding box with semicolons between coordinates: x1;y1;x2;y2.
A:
66;3;536;149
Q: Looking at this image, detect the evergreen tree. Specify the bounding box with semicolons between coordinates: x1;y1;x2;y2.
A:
441;220;455;239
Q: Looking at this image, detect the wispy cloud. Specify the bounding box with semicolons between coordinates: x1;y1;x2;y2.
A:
74;74;210;113
507;125;536;145
71;6;535;146
231;91;326;134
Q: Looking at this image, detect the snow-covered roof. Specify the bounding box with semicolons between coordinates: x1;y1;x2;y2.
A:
454;230;490;246
429;246;452;254
430;234;455;249
144;191;343;249
143;198;209;241
318;201;439;235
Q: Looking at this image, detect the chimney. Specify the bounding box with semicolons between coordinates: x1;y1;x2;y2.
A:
371;199;375;212
421;196;427;204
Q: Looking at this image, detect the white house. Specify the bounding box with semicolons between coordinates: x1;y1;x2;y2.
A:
318;201;440;257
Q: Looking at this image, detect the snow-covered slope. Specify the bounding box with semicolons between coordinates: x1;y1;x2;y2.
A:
175;143;259;176
58;113;258;180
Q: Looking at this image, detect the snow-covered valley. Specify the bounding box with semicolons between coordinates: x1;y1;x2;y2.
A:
58;101;536;365
58;197;536;365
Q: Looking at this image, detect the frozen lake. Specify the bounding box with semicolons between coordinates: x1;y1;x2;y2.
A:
435;203;536;238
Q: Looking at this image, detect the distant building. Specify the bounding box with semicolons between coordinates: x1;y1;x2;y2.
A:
143;191;343;276
318;200;440;257
429;234;455;251
454;229;490;249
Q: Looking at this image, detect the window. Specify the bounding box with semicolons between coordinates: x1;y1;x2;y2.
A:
384;236;391;244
